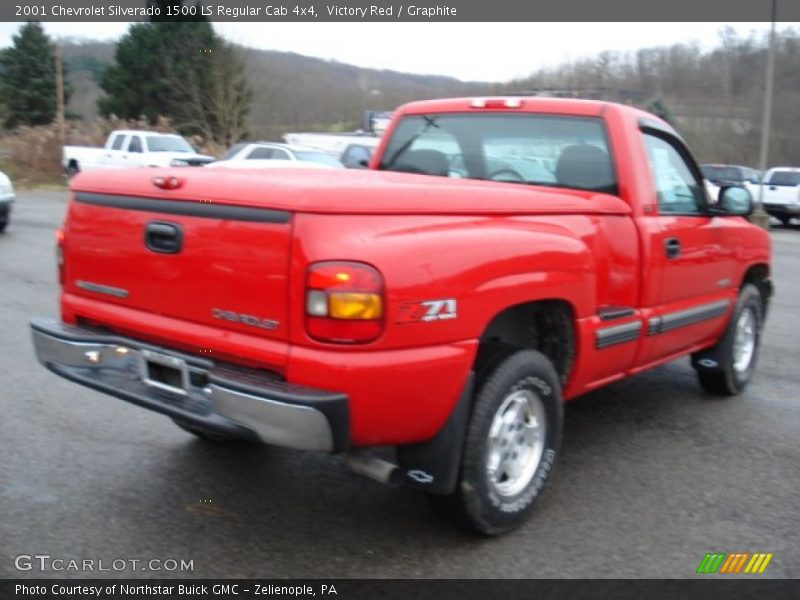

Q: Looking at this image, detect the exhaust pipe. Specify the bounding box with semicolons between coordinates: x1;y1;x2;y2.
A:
345;449;402;486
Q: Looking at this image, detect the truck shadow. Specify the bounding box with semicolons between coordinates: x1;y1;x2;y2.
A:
97;358;734;576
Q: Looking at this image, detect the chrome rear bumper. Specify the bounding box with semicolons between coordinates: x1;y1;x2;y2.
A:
30;318;348;452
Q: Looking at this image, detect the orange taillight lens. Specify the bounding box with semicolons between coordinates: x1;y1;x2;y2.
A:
305;262;384;343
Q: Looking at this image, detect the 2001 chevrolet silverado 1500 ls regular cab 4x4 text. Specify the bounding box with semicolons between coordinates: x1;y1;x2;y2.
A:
31;97;772;534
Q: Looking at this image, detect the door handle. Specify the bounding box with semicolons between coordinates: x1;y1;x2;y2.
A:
664;237;681;259
145;221;183;254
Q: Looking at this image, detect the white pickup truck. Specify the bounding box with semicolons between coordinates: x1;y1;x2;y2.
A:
63;130;215;177
760;167;800;226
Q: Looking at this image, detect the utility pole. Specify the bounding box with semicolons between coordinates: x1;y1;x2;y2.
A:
752;0;778;230
55;44;65;145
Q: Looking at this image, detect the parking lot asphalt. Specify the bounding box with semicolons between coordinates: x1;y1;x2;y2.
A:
1;191;798;579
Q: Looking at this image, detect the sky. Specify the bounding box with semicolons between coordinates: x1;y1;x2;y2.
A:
0;21;776;82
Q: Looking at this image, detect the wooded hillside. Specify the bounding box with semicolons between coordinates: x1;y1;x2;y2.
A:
60;27;800;166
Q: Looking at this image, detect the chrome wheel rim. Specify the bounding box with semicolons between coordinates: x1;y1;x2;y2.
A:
732;308;757;374
486;388;546;497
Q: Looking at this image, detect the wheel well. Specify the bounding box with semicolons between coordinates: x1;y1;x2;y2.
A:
742;263;772;314
475;300;575;386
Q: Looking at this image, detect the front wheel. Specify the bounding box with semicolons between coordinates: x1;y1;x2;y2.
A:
692;284;763;396
430;349;563;535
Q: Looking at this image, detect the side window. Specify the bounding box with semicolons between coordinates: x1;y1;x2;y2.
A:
127;136;142;153
247;147;274;159
110;135;125;151
642;132;704;215
768;170;800;186
271;148;291;160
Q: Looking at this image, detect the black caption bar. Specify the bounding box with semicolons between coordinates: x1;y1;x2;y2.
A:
3;580;800;600
2;0;800;22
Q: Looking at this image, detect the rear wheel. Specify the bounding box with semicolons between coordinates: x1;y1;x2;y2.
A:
430;349;563;535
66;163;80;179
779;216;792;227
172;418;238;443
0;218;7;233
693;284;763;396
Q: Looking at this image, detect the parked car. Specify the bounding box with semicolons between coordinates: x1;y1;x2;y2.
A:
0;170;14;233
63;130;214;177
700;164;761;186
282;133;381;169
32;97;771;535
283;132;381;158
760;166;800;226
220;142;345;169
700;164;760;202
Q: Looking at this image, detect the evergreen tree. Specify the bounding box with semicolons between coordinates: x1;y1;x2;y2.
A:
98;12;250;145
0;22;63;129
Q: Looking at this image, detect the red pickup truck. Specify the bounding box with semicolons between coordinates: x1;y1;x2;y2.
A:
31;97;772;535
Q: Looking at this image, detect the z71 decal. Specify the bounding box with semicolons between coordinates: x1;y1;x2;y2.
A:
397;299;457;323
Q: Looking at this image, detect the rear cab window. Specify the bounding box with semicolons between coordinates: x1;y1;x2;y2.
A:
378;113;617;194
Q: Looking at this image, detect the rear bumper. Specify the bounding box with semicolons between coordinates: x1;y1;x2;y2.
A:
30;318;348;452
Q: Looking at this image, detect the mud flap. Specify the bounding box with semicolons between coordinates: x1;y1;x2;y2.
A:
396;372;474;494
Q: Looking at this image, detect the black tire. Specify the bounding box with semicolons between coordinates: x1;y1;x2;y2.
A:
779;216;792;227
172;418;237;443
66;163;80;179
430;349;563;535
692;284;763;396
0;218;7;233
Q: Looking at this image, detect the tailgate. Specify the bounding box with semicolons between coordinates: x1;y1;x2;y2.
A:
64;191;292;342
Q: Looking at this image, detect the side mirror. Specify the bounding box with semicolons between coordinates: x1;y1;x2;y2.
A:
716;185;753;216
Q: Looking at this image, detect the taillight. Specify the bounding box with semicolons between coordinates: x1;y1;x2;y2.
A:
55;228;65;285
305;261;384;344
470;97;522;109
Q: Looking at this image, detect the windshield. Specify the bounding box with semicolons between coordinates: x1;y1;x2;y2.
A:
700;165;745;183
294;151;344;168
768;171;800;186
146;135;194;153
378;113;616;193
222;143;247;160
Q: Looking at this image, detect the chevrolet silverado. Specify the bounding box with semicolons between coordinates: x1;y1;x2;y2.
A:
31;97;772;534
